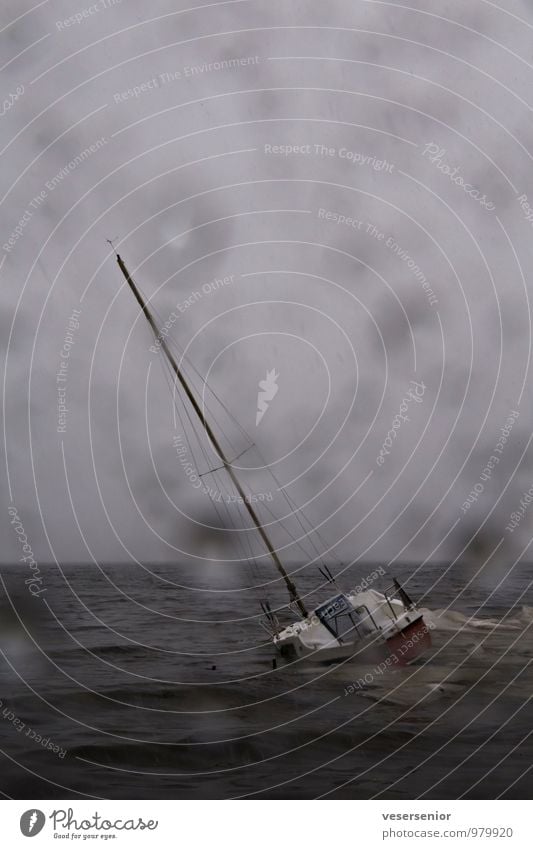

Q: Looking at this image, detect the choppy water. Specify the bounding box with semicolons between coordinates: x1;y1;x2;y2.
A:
0;562;532;799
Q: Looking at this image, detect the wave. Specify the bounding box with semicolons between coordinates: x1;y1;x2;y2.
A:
422;605;533;632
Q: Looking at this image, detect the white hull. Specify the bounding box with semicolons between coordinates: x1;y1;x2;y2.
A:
273;588;432;666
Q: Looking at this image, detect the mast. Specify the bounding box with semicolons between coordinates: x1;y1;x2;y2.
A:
115;252;308;618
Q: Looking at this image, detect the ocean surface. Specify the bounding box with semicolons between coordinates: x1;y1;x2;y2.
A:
0;562;532;799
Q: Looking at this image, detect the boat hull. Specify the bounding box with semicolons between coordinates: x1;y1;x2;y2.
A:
384;614;432;665
275;614;431;667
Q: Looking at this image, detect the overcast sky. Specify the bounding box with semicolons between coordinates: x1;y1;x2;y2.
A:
3;0;533;588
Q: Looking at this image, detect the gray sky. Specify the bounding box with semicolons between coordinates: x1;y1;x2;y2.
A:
3;0;533;583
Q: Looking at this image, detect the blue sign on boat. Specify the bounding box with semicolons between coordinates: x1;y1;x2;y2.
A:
315;594;351;623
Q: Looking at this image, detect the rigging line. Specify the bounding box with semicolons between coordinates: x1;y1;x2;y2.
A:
177;417;284;583
158;345;239;545
158;333;242;460
163;339;243;457
169;365;269;588
255;496;326;567
163;348;236;477
207;464;274;579
198;446;255;477
244;451;332;567
252;441;345;565
161;346;275;586
159;352;206;485
209;465;263;582
169;400;260;586
200;439;270;585
132;283;245;458
275;485;332;561
248;485;320;559
146;295;253;452
164;331;253;445
163;354;219;494
217;479;263;585
159;346;262;581
285;493;344;569
277;495;328;564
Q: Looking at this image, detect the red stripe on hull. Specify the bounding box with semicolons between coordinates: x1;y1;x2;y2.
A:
385;616;432;665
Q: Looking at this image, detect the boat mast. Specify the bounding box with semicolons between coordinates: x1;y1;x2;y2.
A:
115;252;308;618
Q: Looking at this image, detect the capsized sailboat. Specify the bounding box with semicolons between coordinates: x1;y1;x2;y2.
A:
115;252;432;667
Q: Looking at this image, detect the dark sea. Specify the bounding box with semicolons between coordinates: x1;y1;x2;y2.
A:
0;562;532;799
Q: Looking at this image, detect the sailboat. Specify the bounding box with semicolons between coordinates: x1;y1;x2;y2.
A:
115;251;432;668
